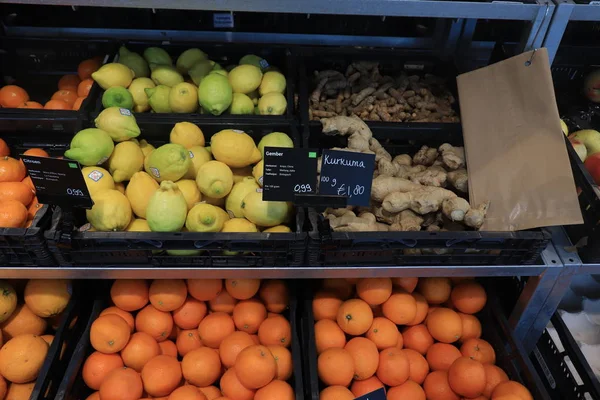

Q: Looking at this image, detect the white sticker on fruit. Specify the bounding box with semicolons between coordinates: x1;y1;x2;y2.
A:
87;170;104;182
150;167;160;178
258;176;263;186
97;157;108;165
119;108;132;116
259;59;270;69
189;151;194;159
232;130;244;133
256;188;263;193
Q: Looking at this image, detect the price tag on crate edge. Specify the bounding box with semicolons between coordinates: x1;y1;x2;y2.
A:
354;387;386;400
21;155;93;209
319;149;375;206
262;147;318;202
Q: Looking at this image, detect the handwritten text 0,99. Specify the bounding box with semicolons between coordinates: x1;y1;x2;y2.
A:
320;176;365;198
293;184;313;193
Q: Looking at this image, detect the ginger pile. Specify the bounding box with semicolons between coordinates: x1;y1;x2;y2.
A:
320;116;489;232
309;62;460;123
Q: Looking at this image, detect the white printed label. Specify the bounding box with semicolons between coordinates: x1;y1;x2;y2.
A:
119;108;132;116
189;151;194;159
258;176;263;186
150;167;160;178
87;170;104;182
97;156;108;165
213;13;234;28
259;59;270;69
256;188;263;193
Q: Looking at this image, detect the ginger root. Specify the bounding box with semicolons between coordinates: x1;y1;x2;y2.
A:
447;169;468;192
389;210;423;231
442;197;470;222
409;165;447;187
371;176;422;202
439;143;465;170
382;186;457;214
327;212;388;231
413;146;438;166
464;201;490;229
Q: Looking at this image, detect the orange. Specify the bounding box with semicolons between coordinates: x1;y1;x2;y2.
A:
135;304;174;342
251;335;260;344
402;324;434;355
52;89;78;107
209;290;238;313
458;313;482;341
173;297;207;329
22;176;36;194
5;382;35;400
406;292;429;326
318;348;354;386
0;182;34;206
58;74;81;91
320;386;354;400
0;334;48;383
82;351;125;390
73;96;86;110
376;347;410;386
450;282;487;314
198;311;235;348
23;148;49;158
121;332;161;372
0;157;26;182
87;393;100;400
267;345;292;381
365;317;398;350
344;337;379;381
315;319;346;354
336;298;373;336
423;370;460;400
426;343;462;372
233;299;267;334
387;380;426;400
426;308;463;343
356;278;392;305
460;338;496;364
99;367;143;400
483;364;509;397
0;140;8;157
402;348;429;384
0;200;28;228
234;345;277;389
382;291;417;325
0;377;6;400
159;339;178;357
418;277;452;304
258;315;291;347
254;380;293;400
44;99;71;110
0;85;29;108
176;329;203;356
322;278;354;299
78;78;94;97
350;376;385;397
149;279;187;312
188;279;223;301
0;303;46;340
169;385;208;400
220;331;255;368
78;58;101;80
27;197;41;220
111;279;149;311
18;101;43;109
392;277;418;293
313;291;343;321
220;367;255;400
225;279;261;300
100;306;135;332
141;354;182;397
448;357;486;398
199;386;223;400
90;314;131;354
259;280;289;313
491;381;533;400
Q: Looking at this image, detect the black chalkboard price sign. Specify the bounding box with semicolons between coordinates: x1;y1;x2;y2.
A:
21;155;93;209
262;147;319;202
318;149;375;206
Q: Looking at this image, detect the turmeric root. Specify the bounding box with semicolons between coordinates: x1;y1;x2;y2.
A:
464;201;490;229
439;143;465;170
442;197;470;222
447;169;468;192
413;146;439;166
371;176;422;202
382;186;457;214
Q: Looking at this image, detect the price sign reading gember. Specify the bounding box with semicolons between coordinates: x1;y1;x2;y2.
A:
21;155;93;209
262;147;319;202
318;149;375;206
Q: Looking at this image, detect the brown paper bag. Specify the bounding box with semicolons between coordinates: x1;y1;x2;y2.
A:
457;48;582;231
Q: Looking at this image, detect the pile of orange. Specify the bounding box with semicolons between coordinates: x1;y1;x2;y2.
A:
82;278;295;400
0;139;48;228
0;57;100;111
313;277;534;400
0;279;72;399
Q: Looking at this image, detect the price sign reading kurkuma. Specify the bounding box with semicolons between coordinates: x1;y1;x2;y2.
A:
318;149;375;206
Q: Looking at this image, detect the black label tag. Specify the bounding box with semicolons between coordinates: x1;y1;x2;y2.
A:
318;149;375;206
354;387;386;400
21;155;93;209
262;147;318;202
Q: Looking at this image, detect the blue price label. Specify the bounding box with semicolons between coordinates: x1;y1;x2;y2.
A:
354;387;386;400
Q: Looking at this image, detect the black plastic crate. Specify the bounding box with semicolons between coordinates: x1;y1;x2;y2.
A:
302;283;551;400
0;37;116;132
90;41;296;123
304;125;551;266
57;280;304;400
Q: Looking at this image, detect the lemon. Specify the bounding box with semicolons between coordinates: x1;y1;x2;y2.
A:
231;166;253;183
146;181;188;232
196;161;233;199
229;93;254;115
128;78;155;113
126;171;159;218
226;177;259;218
198;74;233;116
145;143;191;182
211;69;228;78
91;63;135;90
211;129;262;168
146;85;172;113
263;225;291;233
169;82;198;113
139;139;155;158
222;218;258;232
257;132;294;156
144;47;172;66
86;190;132;231
253;160;264;187
126;219;151;232
170;122;205;149
65;128;114;166
248;90;259;106
228;65;263;94
241;190;289;227
119;46;149;78
185;145;213;179
258;92;287;115
239;55;267;71
203;195;225;208
82;166;115;197
107;141;144;182
151;65;184;87
186;203;228;232
176;179;202;210
176;48;207;74
94;107;141;142
114;182;125;194
189;60;213;85
259;71;286;96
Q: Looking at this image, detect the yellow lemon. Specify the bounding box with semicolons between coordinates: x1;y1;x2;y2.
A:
228;64;263;94
185;145;213;179
176;179;202;210
226;177;259;218
91;63;135;90
86;190;132;231
196;161;233;198
128;77;155;113
211;129;261;168
126;171;159;218
126;219;151;232
107;141;144;182
170;122;205;148
241;190;289;227
186;203;229;232
82;166;115;197
263;225;291;233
